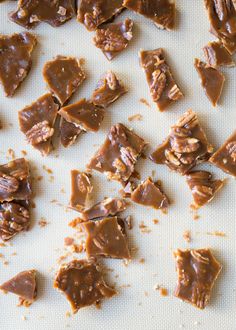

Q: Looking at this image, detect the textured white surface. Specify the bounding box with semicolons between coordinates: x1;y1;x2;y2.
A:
0;1;235;330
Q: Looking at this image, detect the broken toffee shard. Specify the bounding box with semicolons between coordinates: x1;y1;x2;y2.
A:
131;177;169;211
82;197;127;220
174;249;222;309
92;71;127;108
0;270;37;304
59;99;105;132
204;0;236;54
0;32;37;97
87;123;146;184
9;0;75;29
203;41;234;67
70;170;92;211
82;216;130;259
194;58;225;107
60;117;83;148
186;171;224;209
43;56;85;105
77;0;124;31
150;109;212;175
93;18;134;61
54;259;116;313
123;0;175;30
139;48;183;111
18;93;59;156
209;130;236;177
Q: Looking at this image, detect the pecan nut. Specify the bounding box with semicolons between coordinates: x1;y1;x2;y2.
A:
226;141;236;161
192;185;213;198
168;84;183;100
0;173;19;193
106;71;119;90
94;29;127;52
150;69;166;101
171;137;200;153
26;120;54;145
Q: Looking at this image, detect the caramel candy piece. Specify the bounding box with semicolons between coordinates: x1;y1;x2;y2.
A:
93;18;133;61
0;270;37;304
43;56;85;105
124;0;175;30
204;0;236;54
9;0;75;29
60;118;82;148
88;123;146;184
150;109;212;175
131;177;169;210
82;197;127;220
0;158;31;203
54;259;116;312
0;32;36;97
0;201;30;241
77;0;124;31
209;130;236;177
18;93;59;156
82;217;130;259
174;249;222;309
186;171;224;208
194;58;225;107
70;170;92;211
203;41;234;67
59;99;105;132
140;48;183;111
92;71;127;107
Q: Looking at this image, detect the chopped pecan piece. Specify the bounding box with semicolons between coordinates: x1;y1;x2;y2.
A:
186;171;224;208
203;41;234;67
0;202;30;241
82;216;131;259
54;259;116;313
92;71;127;107
77;0;124;31
43;56;85;105
204;0;236;54
60;118;82;148
194;58;225;106
9;0;75;29
150;109;212;175
139;48;183;111
87;123;146;184
0;32;37;97
174;249;222;309
124;0;175;30
93;18;133;60
0;174;19;194
209;130;236;177
18;93;59;156
70;170;92;211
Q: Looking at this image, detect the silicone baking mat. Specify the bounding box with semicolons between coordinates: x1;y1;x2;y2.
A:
0;1;235;329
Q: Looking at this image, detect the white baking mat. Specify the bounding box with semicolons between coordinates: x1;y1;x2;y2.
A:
0;1;235;329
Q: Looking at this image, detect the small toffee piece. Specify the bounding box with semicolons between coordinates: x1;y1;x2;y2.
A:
59;99;105;132
54;259;116;313
43;56;85;105
77;0;124;31
150;109;212;175
70;170;92;211
9;0;75;29
204;0;236;54
131;177;169;211
194;58;225;107
87;123;146;184
93;18;133;61
186;171;224;209
0;158;31;203
82;197;127;220
203;41;234;67
18;93;59;156
0;32;37;97
0;270;37;305
124;0;175;30
173;249;222;309
140;48;183;111
82;216;130;259
60;118;83;148
92;71;127;107
209;130;236;177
